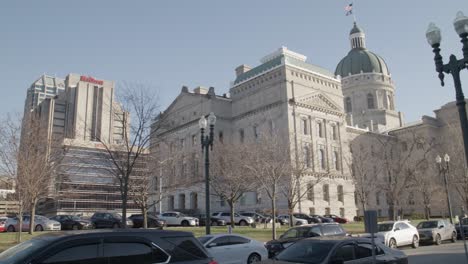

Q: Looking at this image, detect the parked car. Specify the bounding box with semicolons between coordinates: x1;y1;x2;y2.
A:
199;234;268;264
211;212;254;226
159;211;199;226
0;229;216;264
195;214;227;226
90;212;133;229
277;214;308;226
268;214;289;225
293;213;321;224
265;223;347;257
366;220;419;249
262;236;408;264
128;214;166;228
5;215;61;232
417;219;457;245
311;215;335;223
323;214;349;224
0;217;7;232
49;215;93;230
456;217;468;239
239;212;271;223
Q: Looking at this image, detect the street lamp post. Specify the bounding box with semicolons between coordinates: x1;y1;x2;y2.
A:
199;112;216;235
436;154;454;224
426;12;468;166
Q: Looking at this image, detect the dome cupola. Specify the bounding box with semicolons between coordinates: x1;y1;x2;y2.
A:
335;23;390;77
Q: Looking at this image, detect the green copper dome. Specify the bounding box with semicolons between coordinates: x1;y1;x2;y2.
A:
335;49;389;77
350;22;364;34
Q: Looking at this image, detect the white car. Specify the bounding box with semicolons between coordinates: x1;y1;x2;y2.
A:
375;220;419;248
5;215;61;232
277;214;308;226
211;212;254;226
198;234;268;264
158;211;198;226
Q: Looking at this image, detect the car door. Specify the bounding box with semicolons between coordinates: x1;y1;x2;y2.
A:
329;243;356;264
228;235;252;264
206;236;234;264
32;238;104;264
353;242;387;264
22;216;30;232
221;213;231;224
393;223;406;245
440;220;449;240
62;216;73;230
398;223;412;245
161;213;176;225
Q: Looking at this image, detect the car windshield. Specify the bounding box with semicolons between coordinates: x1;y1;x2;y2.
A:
198;236;213;245
276;240;334;264
70;216;81;221
0;239;49;264
111;213;122;219
417;221;438;229
378;223;394;232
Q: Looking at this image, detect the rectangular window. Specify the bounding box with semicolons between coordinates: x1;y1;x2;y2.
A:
337;185;344;202
317;122;324;138
340;208;345;218
309;207;315;215
253;126;259;139
307;184;314;202
219;131;224;143
302;119;308;135
332;125;338;140
239;129;245;143
325;207;331;215
192;135;197;146
323;184;330;202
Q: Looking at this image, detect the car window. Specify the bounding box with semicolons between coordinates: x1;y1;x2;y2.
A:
210;236;230;247
161;213;170;217
398;223;409;230
276;240;334;264
322;225;341;235
307;226;322;237
164;236;208;261
332;244;355;262
234;213;240;217
378;223;394;232
417;221;438;229
41;244;100;264
229;236;249;245
281;228;298;239
198;236;213;245
356;243;373;259
103;242;155;264
0;239;49;264
221;213;230;217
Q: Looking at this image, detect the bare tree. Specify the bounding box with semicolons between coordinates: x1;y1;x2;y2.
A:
210;143;257;227
96;83;162;228
280;142;326;226
244;135;291;239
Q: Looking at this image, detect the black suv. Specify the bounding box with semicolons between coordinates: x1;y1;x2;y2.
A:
0;229;216;264
90;212;133;229
293;213;321;224
129;214;166;229
265;223;347;257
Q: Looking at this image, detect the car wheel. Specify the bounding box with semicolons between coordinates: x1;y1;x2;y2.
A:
112;223;119;229
181;220;189;227
411;235;419;248
7;225;15;232
72;225;79;230
239;220;248;226
389;238;397;249
35;225;43;232
435;234;442;245
247;253;261;264
451;232;457;243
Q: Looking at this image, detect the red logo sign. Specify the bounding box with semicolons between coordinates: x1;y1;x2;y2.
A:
80;76;104;85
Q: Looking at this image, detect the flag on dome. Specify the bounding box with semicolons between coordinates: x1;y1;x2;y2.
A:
345;3;353;16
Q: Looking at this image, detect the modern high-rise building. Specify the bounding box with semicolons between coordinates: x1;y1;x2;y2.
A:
21;73;141;216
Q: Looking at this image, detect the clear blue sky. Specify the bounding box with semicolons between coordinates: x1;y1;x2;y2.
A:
0;0;466;122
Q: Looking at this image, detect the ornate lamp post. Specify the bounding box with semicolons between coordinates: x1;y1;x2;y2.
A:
436;154;453;224
199;112;216;235
426;12;468;166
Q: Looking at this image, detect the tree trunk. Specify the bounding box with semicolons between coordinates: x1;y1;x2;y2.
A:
271;195;277;240
288;201;294;228
17;199;23;243
143;207;148;229
122;182;128;228
424;206;430;220
229;201;235;228
29;198;38;235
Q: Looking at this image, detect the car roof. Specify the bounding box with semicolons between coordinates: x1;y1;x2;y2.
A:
200;233;250;239
292;223;340;227
301;236;372;243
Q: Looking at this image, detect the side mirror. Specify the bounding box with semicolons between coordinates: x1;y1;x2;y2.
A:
330;258;344;264
439;225;444;229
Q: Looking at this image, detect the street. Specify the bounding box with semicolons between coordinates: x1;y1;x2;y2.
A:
403;241;468;264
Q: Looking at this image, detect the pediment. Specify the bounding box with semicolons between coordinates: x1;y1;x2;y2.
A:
294;92;343;115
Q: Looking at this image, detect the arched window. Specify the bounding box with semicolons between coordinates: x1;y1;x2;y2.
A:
323;184;330;201
318;149;326;169
345;97;352;112
367;93;375;109
333;151;340;170
337;185;344;202
178;194;186;209
304;146;311;168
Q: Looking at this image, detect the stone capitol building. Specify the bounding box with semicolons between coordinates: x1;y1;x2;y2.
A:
152;22;468;220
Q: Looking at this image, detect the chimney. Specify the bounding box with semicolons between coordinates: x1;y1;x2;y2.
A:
193;86;208;94
235;64;252;77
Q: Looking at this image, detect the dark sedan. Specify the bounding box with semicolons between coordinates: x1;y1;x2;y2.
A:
49;215;93;230
293;213;321;224
312;215;335;223
129;214;166;229
323;214;349;224
195;214;226;226
266;223;346;258
262;237;407;264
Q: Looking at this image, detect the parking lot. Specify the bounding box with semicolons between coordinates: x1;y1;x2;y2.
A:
403;241;468;264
